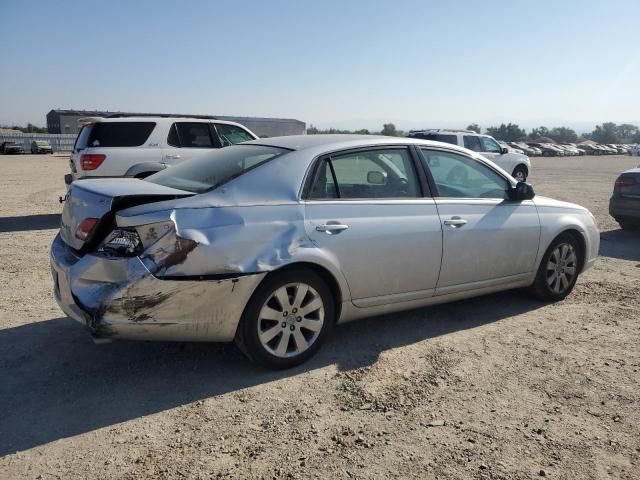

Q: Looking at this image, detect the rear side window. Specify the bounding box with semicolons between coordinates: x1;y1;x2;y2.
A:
84;122;155;147
168;122;218;148
463;135;482;152
215;123;255;145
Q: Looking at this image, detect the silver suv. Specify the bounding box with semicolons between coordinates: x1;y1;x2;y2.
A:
407;129;531;182
66;115;258;185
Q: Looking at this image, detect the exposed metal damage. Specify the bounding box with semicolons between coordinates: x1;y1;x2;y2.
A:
50;196;319;341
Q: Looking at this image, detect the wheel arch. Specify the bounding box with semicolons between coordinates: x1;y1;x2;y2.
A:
557;228;586;271
512;163;529;175
257;261;345;323
124;162;166;178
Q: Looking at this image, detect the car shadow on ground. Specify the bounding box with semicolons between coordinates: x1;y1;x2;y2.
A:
599;229;640;262
0;214;60;233
0;290;545;456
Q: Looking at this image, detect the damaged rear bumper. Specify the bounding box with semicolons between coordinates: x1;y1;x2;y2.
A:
50;234;266;342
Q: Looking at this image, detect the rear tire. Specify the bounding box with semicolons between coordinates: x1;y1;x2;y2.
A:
235;268;335;369
529;233;582;302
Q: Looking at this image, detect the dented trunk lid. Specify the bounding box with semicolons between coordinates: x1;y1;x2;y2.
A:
60;178;194;251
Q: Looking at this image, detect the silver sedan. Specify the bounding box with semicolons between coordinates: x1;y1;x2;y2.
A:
51;135;599;368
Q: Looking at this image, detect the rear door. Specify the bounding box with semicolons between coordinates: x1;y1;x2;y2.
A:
419;148;540;294
162;121;222;166
304;146;443;306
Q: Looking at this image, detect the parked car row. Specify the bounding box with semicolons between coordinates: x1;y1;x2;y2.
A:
505;142;633;157
406;129;531;181
0;140;54;154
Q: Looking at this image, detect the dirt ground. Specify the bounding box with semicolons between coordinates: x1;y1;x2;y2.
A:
1;153;639;480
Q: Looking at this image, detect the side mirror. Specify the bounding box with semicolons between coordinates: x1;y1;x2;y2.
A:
508;182;535;201
367;170;387;185
501;147;509;154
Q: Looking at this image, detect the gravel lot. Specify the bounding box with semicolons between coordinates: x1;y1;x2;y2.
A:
1;153;639;480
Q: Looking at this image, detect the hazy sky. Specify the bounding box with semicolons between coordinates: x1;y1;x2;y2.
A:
1;0;639;132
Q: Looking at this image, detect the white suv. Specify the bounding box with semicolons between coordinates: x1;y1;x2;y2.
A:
407;129;531;182
66;115;258;185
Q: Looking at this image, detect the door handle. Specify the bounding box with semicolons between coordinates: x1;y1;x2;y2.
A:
316;223;349;234
443;216;467;228
165;154;181;160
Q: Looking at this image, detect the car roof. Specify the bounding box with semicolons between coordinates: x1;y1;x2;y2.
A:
243;134;474;155
78;116;248;127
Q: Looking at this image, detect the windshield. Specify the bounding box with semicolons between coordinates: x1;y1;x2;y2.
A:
146;144;288;193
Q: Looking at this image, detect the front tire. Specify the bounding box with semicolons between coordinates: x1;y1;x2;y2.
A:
236;268;335;369
512;165;528;182
529;233;582;302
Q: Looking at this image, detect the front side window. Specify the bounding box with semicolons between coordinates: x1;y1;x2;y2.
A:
421;149;509;199
168;122;217;148
479;136;502;154
147;145;287;193
463;135;482;152
309;148;420;199
216;123;255;145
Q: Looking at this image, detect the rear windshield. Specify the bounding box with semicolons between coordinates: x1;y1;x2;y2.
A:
75;122;155;149
146;145;288;193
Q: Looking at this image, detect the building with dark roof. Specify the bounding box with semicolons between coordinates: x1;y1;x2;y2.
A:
46;109;306;137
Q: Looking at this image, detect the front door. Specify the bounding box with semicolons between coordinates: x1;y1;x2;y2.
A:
304;147;443;306
419;148;540;294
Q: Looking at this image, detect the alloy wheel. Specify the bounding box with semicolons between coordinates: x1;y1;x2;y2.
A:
546;243;577;294
257;283;325;358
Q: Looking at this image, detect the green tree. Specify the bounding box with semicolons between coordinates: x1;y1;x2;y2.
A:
466;123;481;133
548;127;578;143
615;123;639;143
590;122;618;144
485;123;526;141
529;126;550;140
381;123;402;137
13;123;47;133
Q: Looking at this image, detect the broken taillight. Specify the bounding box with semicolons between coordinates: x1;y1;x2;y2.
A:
81;154;106;171
75;218;99;241
99;229;142;256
